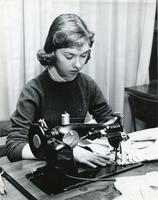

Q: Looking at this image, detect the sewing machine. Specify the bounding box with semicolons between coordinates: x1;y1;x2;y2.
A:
26;113;142;194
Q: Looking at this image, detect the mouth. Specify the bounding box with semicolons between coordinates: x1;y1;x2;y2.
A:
70;70;79;75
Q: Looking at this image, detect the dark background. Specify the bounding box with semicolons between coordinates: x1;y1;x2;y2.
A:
149;8;157;81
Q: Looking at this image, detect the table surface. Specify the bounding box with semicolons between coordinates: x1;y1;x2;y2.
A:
125;80;158;100
0;156;158;200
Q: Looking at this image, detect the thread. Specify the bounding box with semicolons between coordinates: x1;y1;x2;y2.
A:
61;112;70;125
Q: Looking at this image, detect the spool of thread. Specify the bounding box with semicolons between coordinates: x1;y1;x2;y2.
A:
61;112;70;125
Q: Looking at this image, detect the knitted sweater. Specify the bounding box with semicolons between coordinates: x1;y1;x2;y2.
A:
6;69;113;162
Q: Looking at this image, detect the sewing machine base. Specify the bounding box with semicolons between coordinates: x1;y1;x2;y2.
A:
26;162;143;194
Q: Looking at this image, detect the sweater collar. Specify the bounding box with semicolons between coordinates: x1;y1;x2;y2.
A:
48;66;66;82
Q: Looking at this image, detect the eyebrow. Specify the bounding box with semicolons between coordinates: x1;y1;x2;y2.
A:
64;49;89;56
81;50;89;55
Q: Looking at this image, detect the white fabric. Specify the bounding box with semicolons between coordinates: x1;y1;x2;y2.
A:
79;127;158;165
0;0;156;128
114;172;158;200
120;128;158;164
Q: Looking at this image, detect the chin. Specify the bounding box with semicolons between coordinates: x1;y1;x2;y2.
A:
65;75;76;82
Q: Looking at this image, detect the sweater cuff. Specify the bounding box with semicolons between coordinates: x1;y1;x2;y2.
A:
8;143;26;162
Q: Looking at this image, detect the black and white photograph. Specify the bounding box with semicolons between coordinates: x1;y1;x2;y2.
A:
0;0;157;199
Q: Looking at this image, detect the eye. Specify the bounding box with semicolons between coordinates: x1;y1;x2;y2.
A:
65;54;74;60
66;56;73;60
81;53;88;58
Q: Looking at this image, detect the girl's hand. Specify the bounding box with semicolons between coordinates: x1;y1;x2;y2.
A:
73;145;112;168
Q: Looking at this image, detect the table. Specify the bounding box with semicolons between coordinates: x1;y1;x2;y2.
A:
125;80;158;131
125;80;158;101
0;156;158;200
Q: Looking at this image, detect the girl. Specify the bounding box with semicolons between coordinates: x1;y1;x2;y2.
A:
6;14;113;168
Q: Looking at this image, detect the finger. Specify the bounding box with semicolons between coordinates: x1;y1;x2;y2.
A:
94;153;115;165
85;161;97;168
0;176;5;188
0;176;6;192
0;187;5;195
98;155;115;164
97;157;112;165
91;156;113;166
92;159;107;167
96;154;111;160
0;179;5;195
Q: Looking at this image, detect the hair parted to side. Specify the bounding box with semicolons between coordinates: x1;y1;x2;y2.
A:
37;13;95;66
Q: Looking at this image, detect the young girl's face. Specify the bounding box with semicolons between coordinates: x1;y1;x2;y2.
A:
54;41;90;81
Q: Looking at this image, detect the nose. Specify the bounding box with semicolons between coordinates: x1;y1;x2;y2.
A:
73;57;81;70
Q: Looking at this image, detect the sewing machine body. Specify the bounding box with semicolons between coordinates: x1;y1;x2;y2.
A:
27;113;133;194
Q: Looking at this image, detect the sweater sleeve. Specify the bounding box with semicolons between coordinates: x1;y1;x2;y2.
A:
88;78;113;123
6;80;41;162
